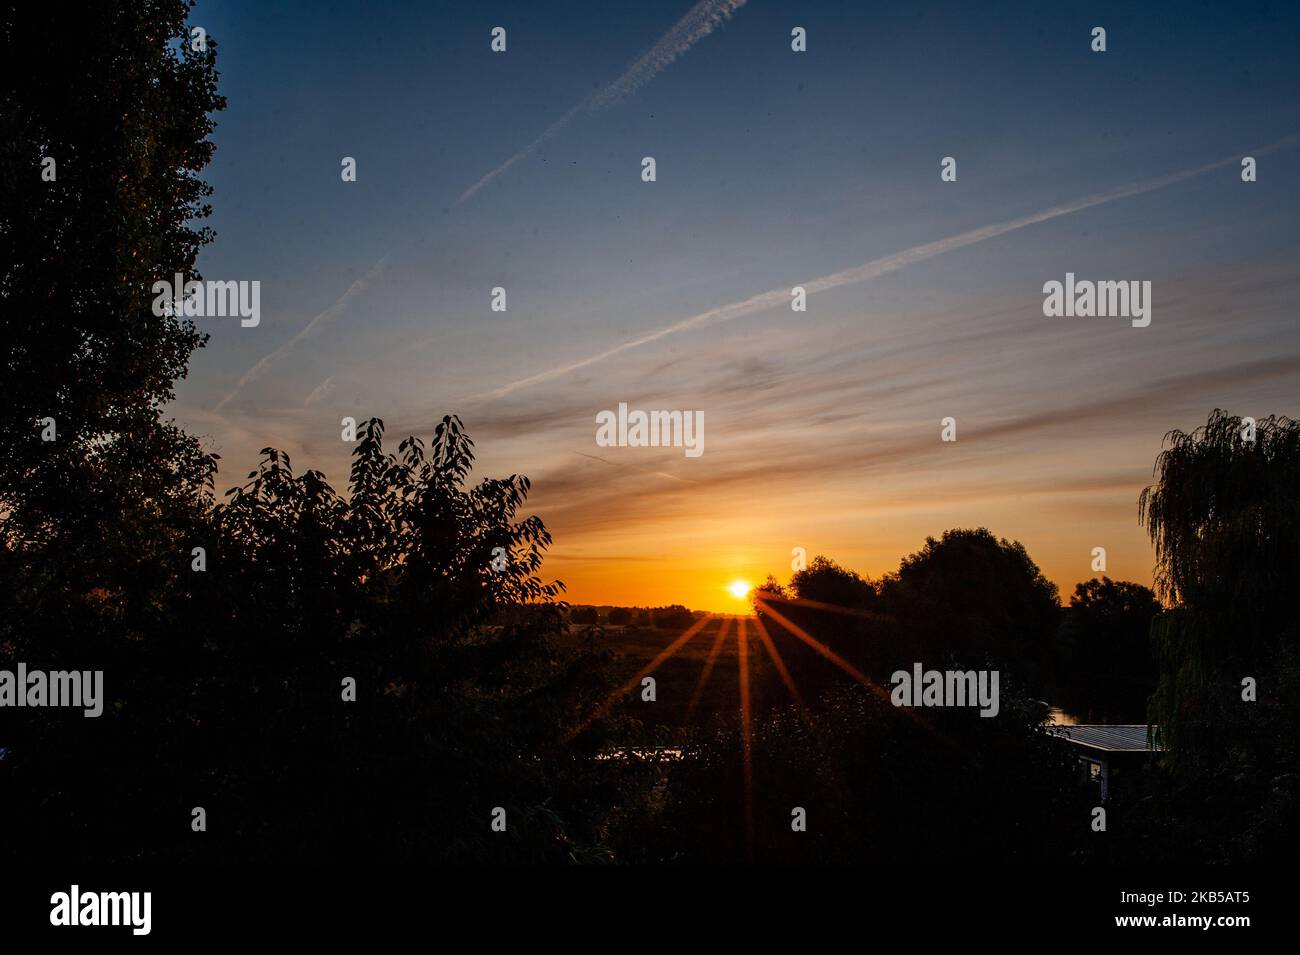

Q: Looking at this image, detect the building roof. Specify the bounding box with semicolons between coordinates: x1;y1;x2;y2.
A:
1047;724;1162;752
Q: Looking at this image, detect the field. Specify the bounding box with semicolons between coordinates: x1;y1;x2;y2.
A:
558;616;787;729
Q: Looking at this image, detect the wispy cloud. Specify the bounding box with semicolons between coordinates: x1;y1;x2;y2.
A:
456;0;749;203
214;254;390;412
479;135;1300;399
523;346;1300;539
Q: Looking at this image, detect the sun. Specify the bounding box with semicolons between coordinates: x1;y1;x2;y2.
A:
728;580;752;600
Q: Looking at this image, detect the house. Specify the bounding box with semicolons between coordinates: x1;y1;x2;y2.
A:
1046;724;1161;800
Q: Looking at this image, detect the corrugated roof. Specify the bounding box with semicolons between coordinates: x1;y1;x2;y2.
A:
1046;724;1162;752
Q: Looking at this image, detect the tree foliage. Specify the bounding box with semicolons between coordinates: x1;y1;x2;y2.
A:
791;556;878;611
881;528;1060;682
1049;577;1160;720
1;415;637;862
1140;410;1300;767
1;0;224;557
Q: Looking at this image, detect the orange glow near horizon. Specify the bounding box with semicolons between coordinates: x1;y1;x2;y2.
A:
521;448;1162;611
537;513;1156;613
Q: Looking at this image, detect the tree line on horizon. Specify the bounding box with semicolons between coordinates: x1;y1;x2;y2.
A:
746;541;1161;723
568;604;699;629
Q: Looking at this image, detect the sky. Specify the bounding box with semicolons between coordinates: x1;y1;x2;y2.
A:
175;0;1300;612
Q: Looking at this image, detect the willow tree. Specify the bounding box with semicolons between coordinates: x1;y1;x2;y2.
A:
1139;409;1300;769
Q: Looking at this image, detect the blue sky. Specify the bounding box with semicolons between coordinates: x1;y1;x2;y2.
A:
175;1;1300;610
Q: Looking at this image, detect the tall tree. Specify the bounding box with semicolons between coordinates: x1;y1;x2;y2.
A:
0;0;225;562
1139;409;1300;764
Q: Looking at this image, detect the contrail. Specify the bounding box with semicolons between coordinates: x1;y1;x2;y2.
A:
214;253;390;412
479;136;1300;399
573;450;698;485
220;1;751;408
456;0;748;204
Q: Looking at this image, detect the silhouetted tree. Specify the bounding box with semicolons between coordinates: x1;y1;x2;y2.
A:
1;415;640;863
0;0;224;562
750;575;787;616
751;559;882;695
1100;410;1300;863
880;528;1060;685
790;556;878;611
1050;577;1160;720
1140;410;1300;762
651;605;693;631
571;607;600;625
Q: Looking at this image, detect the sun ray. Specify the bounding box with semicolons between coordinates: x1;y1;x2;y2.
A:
684;616;733;726
749;612;810;718
760;593;880;619
567;613;715;741
737;615;755;862
753;597;890;703
755;596;963;754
